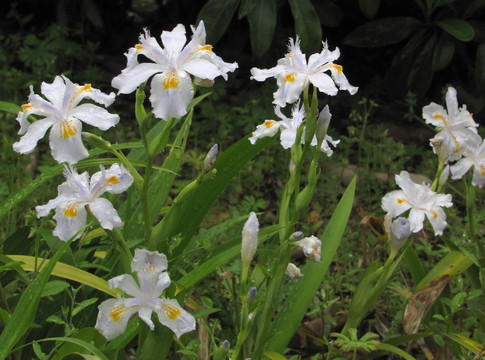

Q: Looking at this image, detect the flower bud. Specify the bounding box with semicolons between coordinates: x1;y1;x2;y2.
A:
286;263;303;280
203;144;219;172
315;105;331;146
247;287;257;302
241;212;259;264
388;216;411;253
295;235;321;262
290;231;304;240
430;136;449;165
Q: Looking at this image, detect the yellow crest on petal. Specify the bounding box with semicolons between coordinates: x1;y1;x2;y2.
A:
284;73;295;83
163;303;181;320
63;204;78;218
163;72;179;90
109;304;127;322
107;175;120;185
264;120;277;128
22;103;33;113
60;120;78;139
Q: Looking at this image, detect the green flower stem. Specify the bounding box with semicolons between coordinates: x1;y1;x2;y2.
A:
231;262;251;360
141;156;154;243
105;228;132;273
83;132;144;191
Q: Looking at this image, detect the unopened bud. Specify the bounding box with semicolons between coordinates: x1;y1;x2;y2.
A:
430;136;449;164
82;132;113;152
386;216;411;254
316;105;331;146
247;287;257;301
295;235;321;262
203;144;219;172
221;340;230;350
286;263;303;280
241;212;259;264
290;231;304;240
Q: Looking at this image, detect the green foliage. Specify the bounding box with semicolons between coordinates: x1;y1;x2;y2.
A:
343;0;485;101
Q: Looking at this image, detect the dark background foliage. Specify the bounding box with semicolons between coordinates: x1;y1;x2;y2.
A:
1;0;485;122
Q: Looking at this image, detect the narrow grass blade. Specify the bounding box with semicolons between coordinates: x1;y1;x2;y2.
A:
6;255;119;296
266;177;356;352
177;224;280;290
0;240;72;360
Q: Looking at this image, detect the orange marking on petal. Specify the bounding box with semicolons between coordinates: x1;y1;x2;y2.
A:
63;204;78;218
397;198;405;205
107;175;120;184
264;120;276;128
480;165;485;177
163;303;181;320
163;72;179;90
434;112;446;121
199;44;212;52
135;44;143;52
284;73;295;83
431;210;438;219
109;304;126;322
60;120;78;139
331;64;342;74
81;84;93;92
22;103;33;113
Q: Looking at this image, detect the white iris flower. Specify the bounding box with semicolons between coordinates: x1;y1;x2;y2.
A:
95;249;196;340
295;235;322;263
36;164;133;241
422;87;478;160
381;171;453;235
249;102;305;149
250;37;357;107
112;21;238;120
249;102;339;156
450;134;485;187
13;75;119;164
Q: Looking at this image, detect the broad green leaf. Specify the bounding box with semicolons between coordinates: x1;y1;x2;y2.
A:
248;0;276;57
359;0;380;19
38;336;109;360
432;32;455;71
436;19;475;42
196;0;240;44
264;351;287;360
403;251;473;335
314;0;343;28
413;250;473;292
0;239;72;360
6;255;119;296
475;43;485;93
402;243;426;284
343;17;422;48
150;135;275;255
444;332;483;354
238;0;258;18
376;343;417;360
288;0;322;54
407;34;435;98
265;177;356;352
41;280;70;297
0;101;21;115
